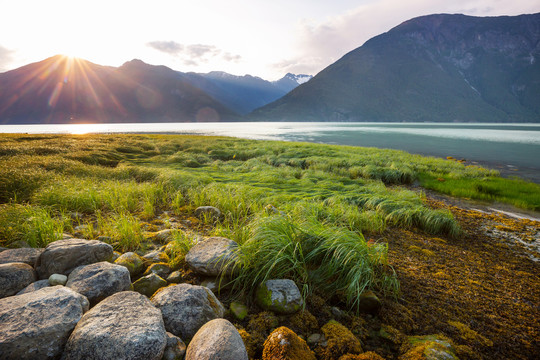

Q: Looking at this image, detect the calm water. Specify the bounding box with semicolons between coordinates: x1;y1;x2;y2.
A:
2;122;539;182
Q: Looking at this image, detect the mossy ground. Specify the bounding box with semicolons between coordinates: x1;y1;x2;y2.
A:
0;134;538;359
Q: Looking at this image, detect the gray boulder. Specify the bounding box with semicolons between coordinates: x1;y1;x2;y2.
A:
185;319;248;360
151;283;225;341
0;286;89;360
66;261;131;306
0;262;36;298
255;279;303;314
0;247;44;266
16;279;50;295
162;332;187;360
194;206;221;220
62;291;166;360
185;237;238;276
35;238;113;279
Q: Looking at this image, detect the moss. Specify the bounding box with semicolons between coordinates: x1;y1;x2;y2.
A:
448;321;493;347
399;335;458;360
289;310;319;336
349;316;369;343
378;325;404;346
339;352;386;360
237;327;257;359
317;320;363;360
247;312;280;356
262;326;316;360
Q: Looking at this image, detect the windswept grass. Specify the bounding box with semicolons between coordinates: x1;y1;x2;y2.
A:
227;214;399;312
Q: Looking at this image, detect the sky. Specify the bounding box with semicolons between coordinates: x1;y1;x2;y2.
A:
1;0;539;80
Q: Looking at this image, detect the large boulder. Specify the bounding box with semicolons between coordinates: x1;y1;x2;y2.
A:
151;283;225;341
0;286;89;360
0;262;36;298
114;252;146;277
255;279;303;314
62;291;166;360
186;319;248;360
262;326;316;360
35;238;113;279
185;236;238;276
0;247;44;266
66;261;131;306
16;279;50;295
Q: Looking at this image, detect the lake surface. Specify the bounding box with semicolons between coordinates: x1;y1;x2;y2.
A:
2;122;539;182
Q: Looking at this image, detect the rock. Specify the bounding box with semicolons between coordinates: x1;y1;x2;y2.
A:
49;273;68;286
0;286;89;360
114;251;146;277
186;318;248;360
16;279;50;295
307;333;324;346
0;247;44;266
0;262;36;298
151;283;225;341
194;206;222;220
262;326;316;360
185;236;238;276
35;238;113;279
399;335;458;360
143;262;172;278
154;229;176;243
143;250;170;264
200;278;220;293
65;261;131;306
163;332;187;360
111;251;122;262
357;290;382;313
255;279;303;314
230;301;249;320
166;270;184;283
316;320;363;360
62;291;166;360
338;352;385;360
133;273;168;297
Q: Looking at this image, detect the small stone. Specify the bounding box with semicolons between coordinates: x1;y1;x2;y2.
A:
230;301;249;320
49;273;68;286
151;283;225;341
143;262;172;278
262;326;316;360
143;250;169;264
162;332;187;360
16;279;50;295
0;262;36;298
194;206;222;220
307;333;323;346
357;290;382;313
133;273;168;297
186;319;248;360
0;247;44;266
255;279;303;314
115;252;146;277
154;229;175;244
166;270;184;283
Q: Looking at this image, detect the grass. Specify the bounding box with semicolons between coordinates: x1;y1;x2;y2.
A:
0;133;537;309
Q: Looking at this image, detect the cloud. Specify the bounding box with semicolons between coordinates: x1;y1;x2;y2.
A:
147;41;242;66
147;41;184;55
0;45;14;72
273;0;540;76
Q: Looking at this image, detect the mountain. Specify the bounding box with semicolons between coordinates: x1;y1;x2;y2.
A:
272;73;313;93
252;13;540;122
182;72;311;114
0;56;238;124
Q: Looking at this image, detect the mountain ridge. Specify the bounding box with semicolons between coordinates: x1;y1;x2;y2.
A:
251;13;540;122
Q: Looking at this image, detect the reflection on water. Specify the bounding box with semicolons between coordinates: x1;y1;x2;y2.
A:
2;122;539;182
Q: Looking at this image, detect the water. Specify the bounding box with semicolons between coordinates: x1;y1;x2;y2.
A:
2;122;539;182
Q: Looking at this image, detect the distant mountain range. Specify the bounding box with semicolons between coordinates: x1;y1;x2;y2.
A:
1;12;538;124
253;13;540;122
0;56;311;123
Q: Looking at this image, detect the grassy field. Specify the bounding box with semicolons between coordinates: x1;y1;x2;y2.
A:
0;133;538;311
